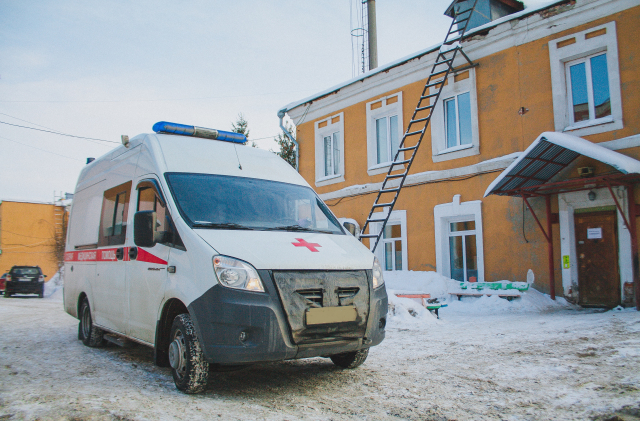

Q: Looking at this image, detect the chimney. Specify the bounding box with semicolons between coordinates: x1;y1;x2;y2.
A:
367;0;378;71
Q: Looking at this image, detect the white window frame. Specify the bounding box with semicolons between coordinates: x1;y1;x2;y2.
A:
366;93;404;176
430;69;479;163
565;53;611;127
369;209;408;272
434;195;484;282
548;21;622;136
314;113;345;187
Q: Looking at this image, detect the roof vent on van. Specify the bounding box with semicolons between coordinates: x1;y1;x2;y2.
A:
152;121;247;144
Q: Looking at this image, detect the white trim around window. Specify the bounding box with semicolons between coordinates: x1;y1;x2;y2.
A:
430;69;480;163
548;21;623;137
366;93;404;176
434;195;484;282
314;112;345;187
369;209;408;272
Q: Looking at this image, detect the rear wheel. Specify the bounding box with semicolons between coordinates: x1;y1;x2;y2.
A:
79;299;105;347
5;291;11;298
38;285;44;298
330;348;369;369
169;314;209;394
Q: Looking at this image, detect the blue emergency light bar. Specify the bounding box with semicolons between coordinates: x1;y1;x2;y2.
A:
152;121;247;144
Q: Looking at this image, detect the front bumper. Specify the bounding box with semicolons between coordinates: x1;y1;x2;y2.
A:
188;269;387;365
6;281;43;294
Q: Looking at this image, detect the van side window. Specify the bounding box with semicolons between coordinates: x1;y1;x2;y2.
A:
98;181;132;246
137;184;167;233
136;180;185;250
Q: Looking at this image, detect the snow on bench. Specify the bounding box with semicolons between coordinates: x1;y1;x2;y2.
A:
394;293;446;318
449;282;529;301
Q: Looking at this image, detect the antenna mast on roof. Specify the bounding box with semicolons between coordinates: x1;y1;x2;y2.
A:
351;0;378;77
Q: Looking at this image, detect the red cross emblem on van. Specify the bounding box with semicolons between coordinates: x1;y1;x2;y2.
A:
292;238;321;252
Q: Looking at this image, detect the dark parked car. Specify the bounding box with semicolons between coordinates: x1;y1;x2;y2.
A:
5;266;46;298
0;273;6;295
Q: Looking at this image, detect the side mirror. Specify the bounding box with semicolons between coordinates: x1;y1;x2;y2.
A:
343;222;357;236
134;211;156;247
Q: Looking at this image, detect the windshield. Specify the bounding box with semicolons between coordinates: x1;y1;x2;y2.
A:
12;268;40;276
165;173;344;235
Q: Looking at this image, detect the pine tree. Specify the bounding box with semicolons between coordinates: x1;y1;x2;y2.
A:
232;113;256;147
275;123;297;168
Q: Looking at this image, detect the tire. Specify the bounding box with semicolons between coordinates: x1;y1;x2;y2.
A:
330;348;369;369
38;286;44;298
169;314;209;394
5;291;11;298
79;299;106;347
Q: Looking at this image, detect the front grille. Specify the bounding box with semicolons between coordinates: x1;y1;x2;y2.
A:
272;271;370;344
297;289;323;307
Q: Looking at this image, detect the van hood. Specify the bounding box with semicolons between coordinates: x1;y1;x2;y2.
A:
194;229;374;271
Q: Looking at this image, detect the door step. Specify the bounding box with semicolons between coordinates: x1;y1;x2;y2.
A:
104;334;134;348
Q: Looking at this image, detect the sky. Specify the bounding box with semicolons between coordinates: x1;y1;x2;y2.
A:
1;0;464;202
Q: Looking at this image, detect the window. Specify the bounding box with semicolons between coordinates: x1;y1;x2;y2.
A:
323;132;340;177
98;181;132;246
444;92;472;149
314;113;344;186
448;220;478;282
430;70;479;162
369;210;408;271
566;53;611;125
381;223;403;271
137;181;168;233
548;22;622;136
375;114;399;165
434;195;484;282
366;93;404;175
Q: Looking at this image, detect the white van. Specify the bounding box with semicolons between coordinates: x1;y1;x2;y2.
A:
64;122;388;393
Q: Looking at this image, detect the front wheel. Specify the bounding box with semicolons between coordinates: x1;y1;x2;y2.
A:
169;314;209;394
79;299;106;347
330;348;369;369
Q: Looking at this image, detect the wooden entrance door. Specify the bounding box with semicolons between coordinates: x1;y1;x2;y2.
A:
575;210;620;307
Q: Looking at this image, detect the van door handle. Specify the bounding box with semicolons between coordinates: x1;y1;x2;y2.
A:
116;247;124;260
128;247;138;261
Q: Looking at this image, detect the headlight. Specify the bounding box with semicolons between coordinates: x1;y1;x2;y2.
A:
372;257;384;289
213;255;264;292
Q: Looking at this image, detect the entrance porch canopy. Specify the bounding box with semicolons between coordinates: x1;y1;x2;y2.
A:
484;132;640;309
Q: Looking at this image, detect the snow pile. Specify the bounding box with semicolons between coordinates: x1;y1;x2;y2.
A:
44;269;64;301
443;288;573;315
387;294;439;327
384;271;576;325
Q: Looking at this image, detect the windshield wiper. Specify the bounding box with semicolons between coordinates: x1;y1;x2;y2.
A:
192;221;254;230
264;225;334;234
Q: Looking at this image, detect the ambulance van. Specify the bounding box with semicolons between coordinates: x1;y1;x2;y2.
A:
64;122;388;393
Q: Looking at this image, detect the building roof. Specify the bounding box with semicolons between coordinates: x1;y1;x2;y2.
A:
483;132;640;197
280;0;568;115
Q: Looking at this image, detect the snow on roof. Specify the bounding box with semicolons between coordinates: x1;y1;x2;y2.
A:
484;132;640;197
280;0;569;115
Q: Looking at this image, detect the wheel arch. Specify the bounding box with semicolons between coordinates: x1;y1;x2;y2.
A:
154;297;189;367
77;292;88;319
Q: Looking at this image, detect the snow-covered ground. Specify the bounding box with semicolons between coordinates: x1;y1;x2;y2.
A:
1;272;639;420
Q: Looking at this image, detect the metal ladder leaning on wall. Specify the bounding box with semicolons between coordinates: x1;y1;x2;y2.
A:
360;0;479;252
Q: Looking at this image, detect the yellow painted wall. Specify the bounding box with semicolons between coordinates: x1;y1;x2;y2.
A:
0;201;66;280
293;6;640;295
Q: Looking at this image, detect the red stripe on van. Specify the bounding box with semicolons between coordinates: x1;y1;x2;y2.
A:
136;248;168;265
65;247;166;264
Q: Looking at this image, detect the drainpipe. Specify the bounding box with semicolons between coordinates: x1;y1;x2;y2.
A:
277;109;299;172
